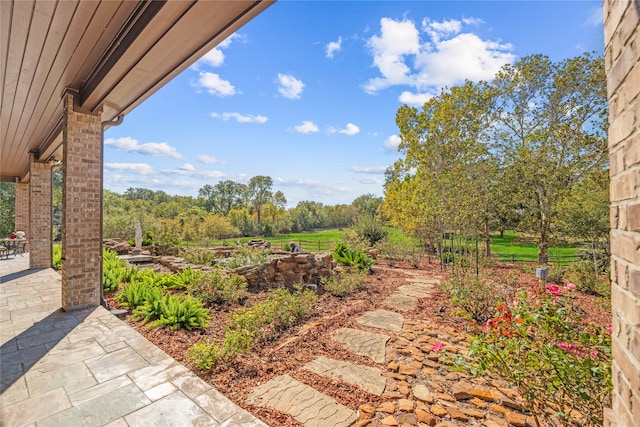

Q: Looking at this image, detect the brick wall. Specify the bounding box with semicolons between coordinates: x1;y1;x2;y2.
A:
61;92;103;310
28;154;52;268
15;182;29;245
604;1;640;426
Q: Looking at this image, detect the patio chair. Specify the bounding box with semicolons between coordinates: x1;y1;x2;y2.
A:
0;246;7;259
16;241;27;255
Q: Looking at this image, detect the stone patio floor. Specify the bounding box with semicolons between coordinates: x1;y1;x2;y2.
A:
0;254;269;427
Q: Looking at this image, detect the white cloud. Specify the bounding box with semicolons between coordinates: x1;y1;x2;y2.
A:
398;91;434;106
104;163;154;175
339;123;360;136
211;112;268;123
195;72;235;96
350;166;388;174
104;137;182;159
197;154;224;165
354;176;384;185
384;135;402;153
192;33;243;69
326;36;342;59
586;5;603;27
364;16;515;94
161;168;226;180
274;177;326;188
179;163;195;171
277;73;305;99
293;121;319;134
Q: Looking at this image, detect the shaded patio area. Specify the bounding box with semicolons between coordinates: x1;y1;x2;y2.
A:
0;255;268;427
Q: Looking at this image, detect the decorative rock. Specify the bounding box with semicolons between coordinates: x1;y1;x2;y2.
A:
500;397;524;412
469;386;501;402
352;421;371;427
460;407;486;418
444;372;459;381
430;404;448;417
412;384;434;403
489;404;509;415
359;403;375;419
397;413;417;425
470;397;488;408
485;415;509;426
433;392;455;402
381;415;399;426
398;399;414;412
398;385;411;396
388;362;400;372
383;391;405;399
483;420;506;427
429;382;444;393
398;365;418;376
452;383;473;400
378;402;396;414
409;361;423;369
422;367;437;376
415;409;437;426
505;411;527;427
446;406;470;421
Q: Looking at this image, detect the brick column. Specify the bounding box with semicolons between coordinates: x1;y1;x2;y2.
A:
28;153;52;268
15;182;30;247
61;91;103;310
604;1;640;426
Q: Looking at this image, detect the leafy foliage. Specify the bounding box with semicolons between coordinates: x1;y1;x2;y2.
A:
52;244;62;270
188;285;317;369
133;293;211;331
320;269;368;297
468;284;612;426
332;243;374;271
187;270;248;306
102;249;136;292
352;214;388;246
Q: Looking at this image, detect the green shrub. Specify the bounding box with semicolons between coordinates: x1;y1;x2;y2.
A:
332;243;374;271
546;265;566;284
439;272;507;325
469;284;612;426
102;248;136;292
187;285;317;369
117;279;163;310
352;214;388;246
133;292;211;330
168;268;206;290
52;245;62;270
564;260;602;294
215;246;271;269
188;270;248;306
183;249;219;266
320;270;368;297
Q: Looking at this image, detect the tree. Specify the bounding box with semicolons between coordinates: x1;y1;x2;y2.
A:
198;181;247;215
384;80;496;252
0;182;15;237
491;52;608;263
352;194;383;217
246;176;273;226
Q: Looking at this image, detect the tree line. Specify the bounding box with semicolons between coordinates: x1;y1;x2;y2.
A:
383;52;609;263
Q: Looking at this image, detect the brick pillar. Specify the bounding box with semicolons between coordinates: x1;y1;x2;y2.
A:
28;153;52;268
61;91;103;310
604;1;640;426
15;182;30;248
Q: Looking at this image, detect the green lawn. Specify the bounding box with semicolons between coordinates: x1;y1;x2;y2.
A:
490;231;579;265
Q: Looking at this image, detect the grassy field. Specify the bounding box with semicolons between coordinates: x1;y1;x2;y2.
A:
186;228;579;264
490;232;579;265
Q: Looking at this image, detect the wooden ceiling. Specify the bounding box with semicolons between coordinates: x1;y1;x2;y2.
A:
0;0;274;182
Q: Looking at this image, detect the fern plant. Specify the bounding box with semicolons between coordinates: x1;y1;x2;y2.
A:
332;243;374;271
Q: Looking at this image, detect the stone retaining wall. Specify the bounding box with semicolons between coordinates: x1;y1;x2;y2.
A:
157;251;334;288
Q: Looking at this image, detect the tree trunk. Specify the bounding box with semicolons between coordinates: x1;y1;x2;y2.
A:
538;218;550;264
484;218;491;257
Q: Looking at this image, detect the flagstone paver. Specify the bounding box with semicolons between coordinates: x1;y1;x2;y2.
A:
332;327;389;363
397;282;435;298
303;356;387;396
0;255;269;427
383;293;417;311
357;309;404;331
246;375;357;427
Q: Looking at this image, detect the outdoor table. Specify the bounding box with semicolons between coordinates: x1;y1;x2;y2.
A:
0;238;26;258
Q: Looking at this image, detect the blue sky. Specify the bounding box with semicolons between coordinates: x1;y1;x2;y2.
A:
103;0;605;208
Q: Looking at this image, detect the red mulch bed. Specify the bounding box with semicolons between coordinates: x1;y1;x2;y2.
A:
104;259;611;427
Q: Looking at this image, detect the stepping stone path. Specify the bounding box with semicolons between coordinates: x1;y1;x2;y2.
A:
303;356;386;396
246;266;486;427
246;265;533;426
332;328;389;363
356;309;404;331
245;374;357;427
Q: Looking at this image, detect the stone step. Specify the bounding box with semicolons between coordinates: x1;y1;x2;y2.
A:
397;283;434;298
245;374;357;427
303;356;387;396
383;294;416;311
356;309;405;331
332;328;389;363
